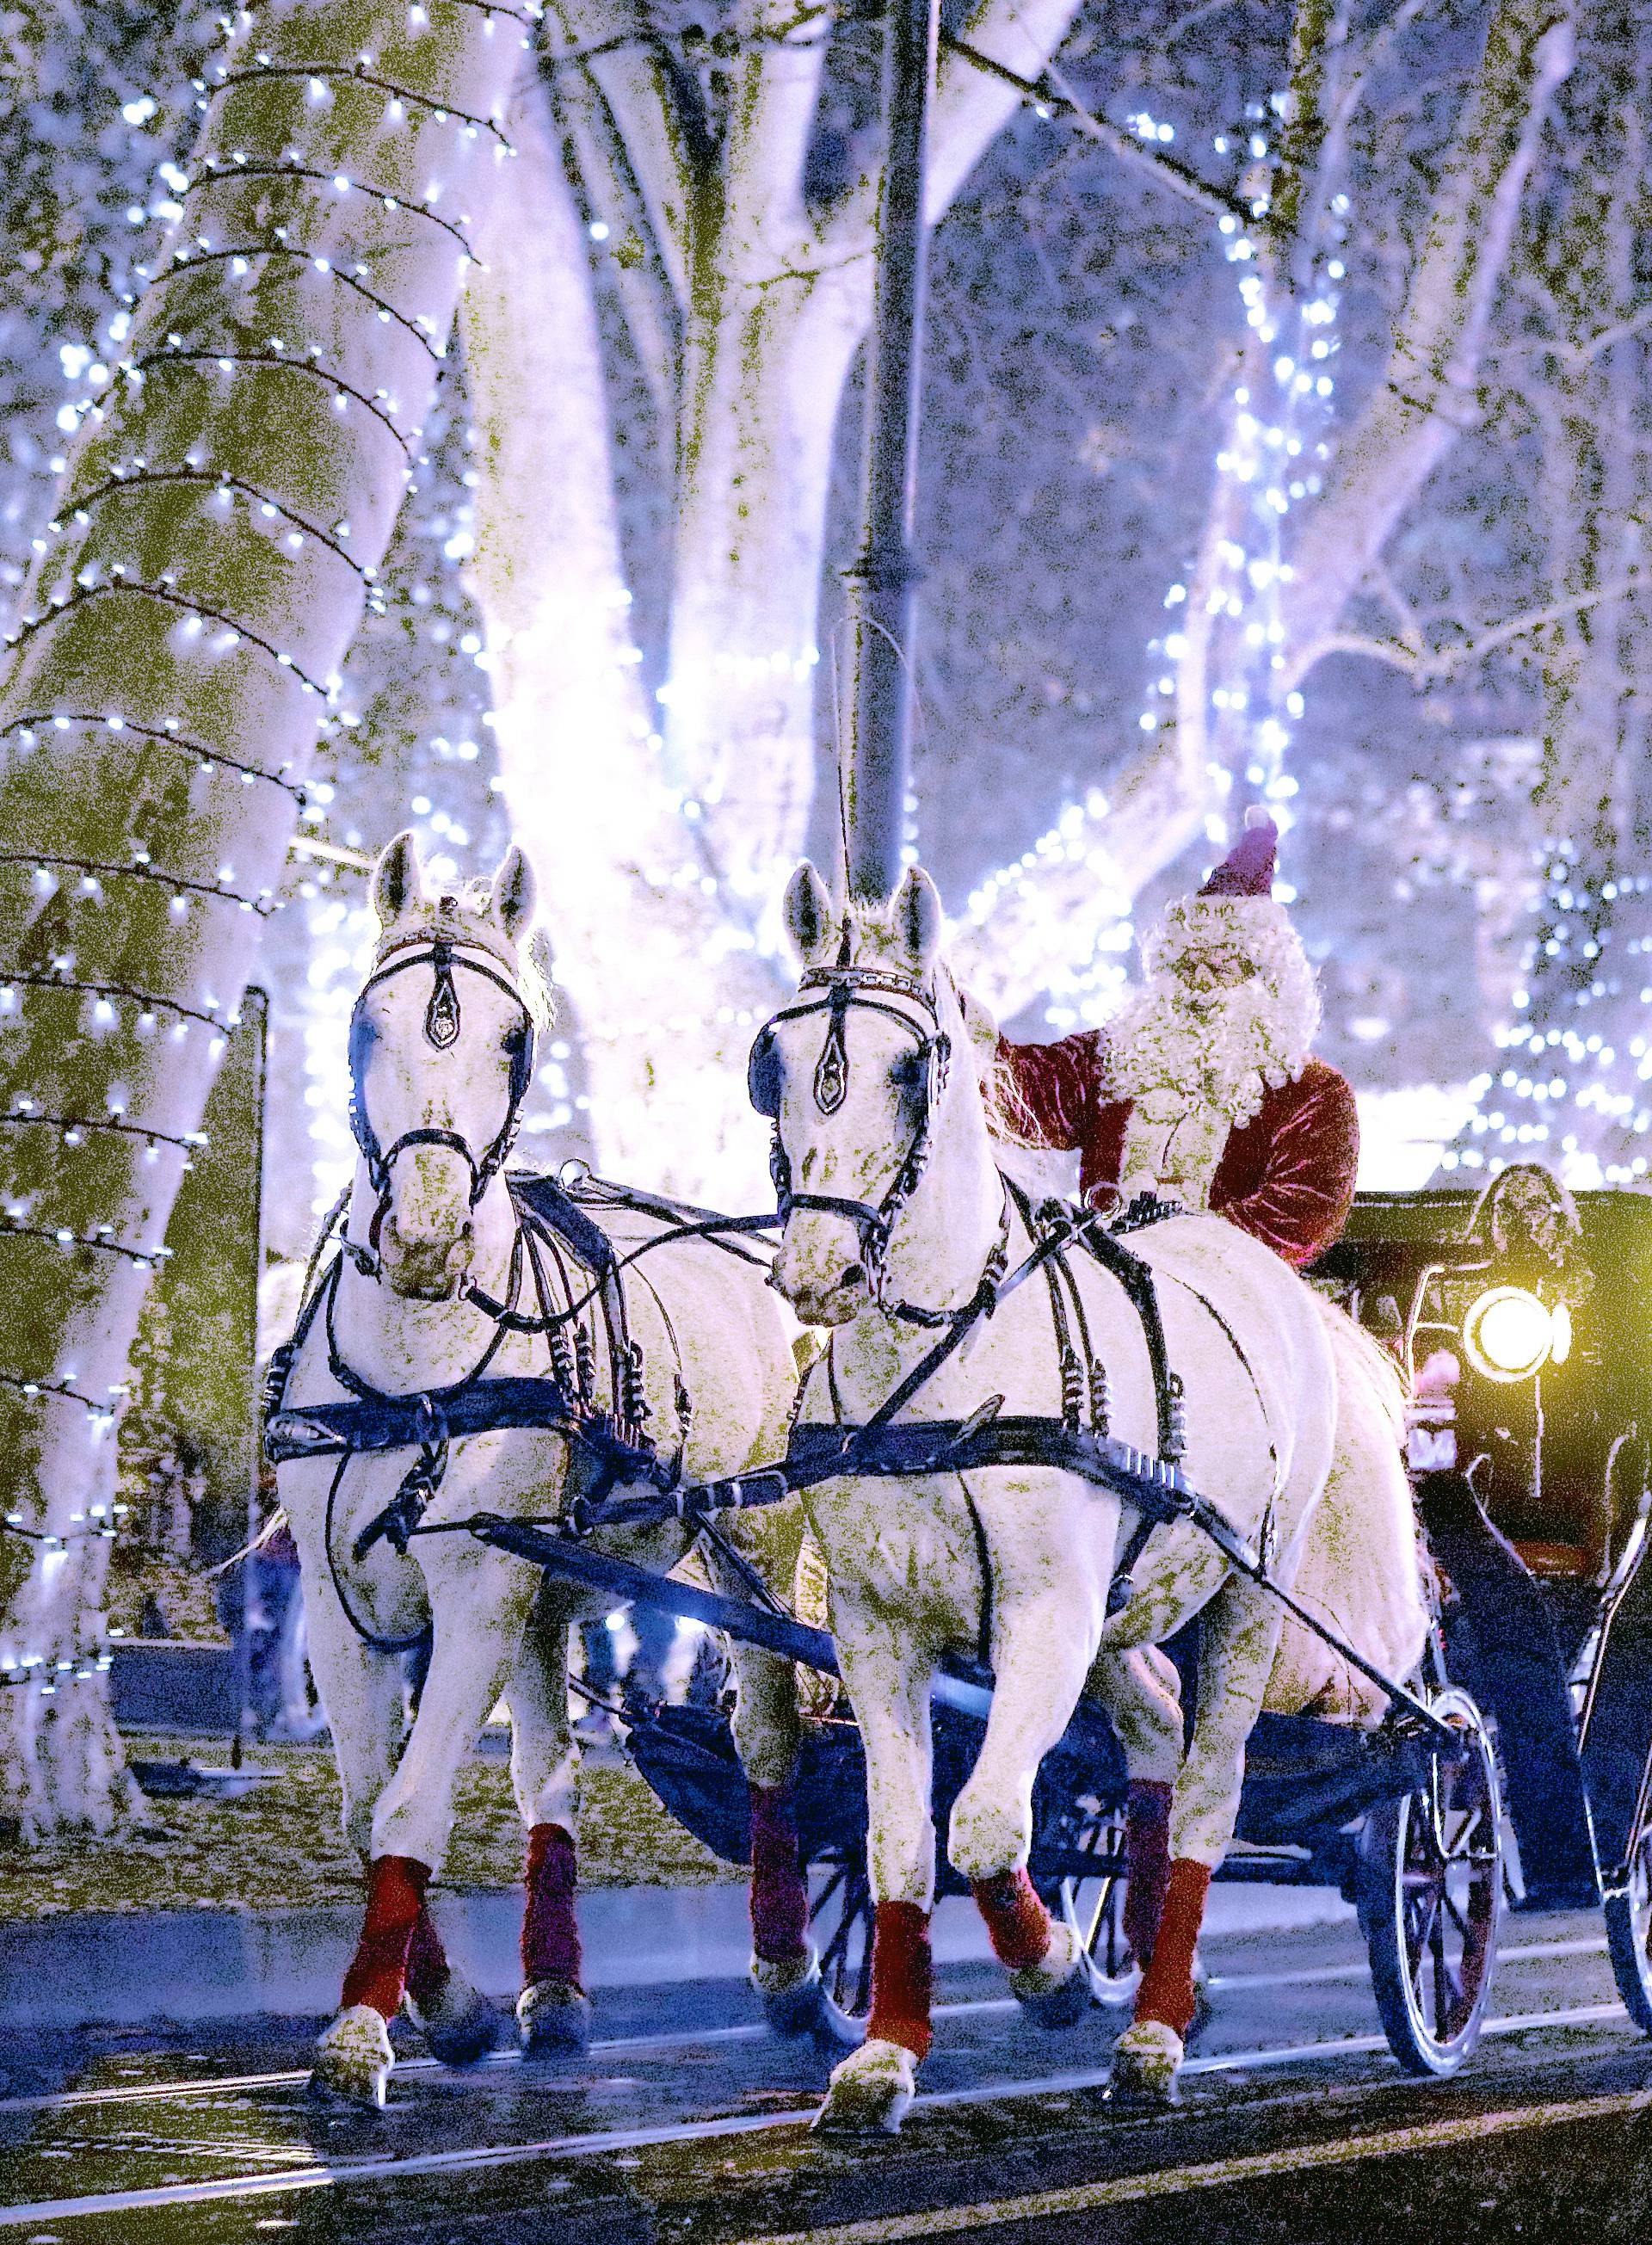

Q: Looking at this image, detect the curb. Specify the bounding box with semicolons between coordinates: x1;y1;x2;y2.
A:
0;1884;755;2031
0;1882;1351;2031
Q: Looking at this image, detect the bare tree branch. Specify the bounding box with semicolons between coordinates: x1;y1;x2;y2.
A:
1293;572;1650;684
1280;0;1575;659
948;37;1253;224
820;0;1086;259
546;0;701;299
723;3;836;238
550;64;681;422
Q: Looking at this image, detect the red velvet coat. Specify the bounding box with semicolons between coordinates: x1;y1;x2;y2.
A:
996;1031;1359;1269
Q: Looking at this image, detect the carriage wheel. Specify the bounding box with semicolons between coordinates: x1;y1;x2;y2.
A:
1053;1804;1137;2005
1357;1687;1502;2076
809;1849;874;2020
1603;1816;1652;2035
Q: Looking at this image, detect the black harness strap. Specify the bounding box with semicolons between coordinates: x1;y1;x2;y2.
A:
1071;1221;1187;1464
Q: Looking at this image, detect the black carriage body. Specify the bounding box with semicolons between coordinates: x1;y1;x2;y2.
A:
1312;1187;1652;1913
626;1688;1429;1897
1316;1187;1652;1581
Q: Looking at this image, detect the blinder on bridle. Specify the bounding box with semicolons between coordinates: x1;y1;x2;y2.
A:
748;961;952;1286
348;922;537;1228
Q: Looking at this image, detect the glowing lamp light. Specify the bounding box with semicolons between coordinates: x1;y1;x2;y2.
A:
1461;1287;1564;1384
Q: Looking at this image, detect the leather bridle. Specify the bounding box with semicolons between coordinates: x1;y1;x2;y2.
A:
748;960;952;1292
348;922;536;1253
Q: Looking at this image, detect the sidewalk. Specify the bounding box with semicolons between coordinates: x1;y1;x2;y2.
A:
0;1881;1351;2031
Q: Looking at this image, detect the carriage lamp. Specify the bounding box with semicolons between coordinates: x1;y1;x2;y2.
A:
1461;1286;1569;1383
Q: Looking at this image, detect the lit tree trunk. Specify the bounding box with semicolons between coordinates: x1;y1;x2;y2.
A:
465;81;785;1198
465;0;1082;1194
0;0;526;1838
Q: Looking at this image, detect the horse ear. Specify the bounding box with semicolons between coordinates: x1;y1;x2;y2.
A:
373;830;422;927
783;861;835;963
892;865;942;969
489;844;537;940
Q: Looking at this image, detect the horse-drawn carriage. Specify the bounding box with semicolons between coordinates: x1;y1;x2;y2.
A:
266;847;1652;2121
609;1164;1652;2080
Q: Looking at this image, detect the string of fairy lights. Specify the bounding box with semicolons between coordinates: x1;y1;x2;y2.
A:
962;93;1344;1030
0;0;540;1699
5;7;1623;1705
1438;863;1652;1187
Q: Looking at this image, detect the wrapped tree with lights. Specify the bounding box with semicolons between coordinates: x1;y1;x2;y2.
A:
0;0;530;1838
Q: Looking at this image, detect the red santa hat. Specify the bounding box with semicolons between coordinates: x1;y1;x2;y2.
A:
1198;806;1278;899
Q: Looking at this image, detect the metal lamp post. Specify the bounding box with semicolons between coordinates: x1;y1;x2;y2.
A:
841;0;940;904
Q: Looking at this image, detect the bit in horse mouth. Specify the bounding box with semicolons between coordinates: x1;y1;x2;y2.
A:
386;1267;464;1304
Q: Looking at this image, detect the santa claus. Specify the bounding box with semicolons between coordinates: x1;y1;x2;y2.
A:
992;811;1358;1269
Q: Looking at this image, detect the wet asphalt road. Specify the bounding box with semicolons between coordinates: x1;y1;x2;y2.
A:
2;1905;1649;2244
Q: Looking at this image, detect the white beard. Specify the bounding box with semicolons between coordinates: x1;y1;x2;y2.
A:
1105;969;1315;1211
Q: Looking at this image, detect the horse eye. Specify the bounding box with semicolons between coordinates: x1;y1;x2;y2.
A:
890;1052;924;1101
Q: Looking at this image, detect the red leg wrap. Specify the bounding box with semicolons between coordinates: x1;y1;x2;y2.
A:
748;1782;810;1964
970;1866;1053;1972
342;1855;429;2020
405;1902;452;2011
866;1901;934;2062
1133;1857;1211;2037
523;1823;583;1989
1122;1779;1173;1963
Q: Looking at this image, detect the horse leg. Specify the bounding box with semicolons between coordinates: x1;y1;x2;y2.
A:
501;1601;592;2055
725;1637;827;2027
303;1582;422;2106
948;1594;1101;2028
815;1621;936;2135
1087;1644;1184;1967
317;1567;527;2107
1110;1578;1284;2105
696;1516;839;2038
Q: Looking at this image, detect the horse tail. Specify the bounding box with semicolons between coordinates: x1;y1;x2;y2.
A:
1267;1287;1425;1726
1310;1287;1408;1445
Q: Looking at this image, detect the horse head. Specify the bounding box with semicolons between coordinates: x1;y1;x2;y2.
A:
758;860;989;1325
351;830;549;1301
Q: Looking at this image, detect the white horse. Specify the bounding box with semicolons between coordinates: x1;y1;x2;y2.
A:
274;835;828;2107
762;860;1358;2131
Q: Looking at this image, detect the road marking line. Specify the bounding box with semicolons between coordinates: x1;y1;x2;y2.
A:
738;2086;1652;2245
0;1939;1605;2118
0;2105;820;2226
0;2000;1633;2224
1209;1936;1608;1992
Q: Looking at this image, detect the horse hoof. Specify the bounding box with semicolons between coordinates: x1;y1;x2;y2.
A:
310;2004;392;2109
516;1979;592;2056
408;1971;500;2068
754;1948;863;2051
1104;2018;1184;2107
812;2038;916;2136
1009;1918;1090;2030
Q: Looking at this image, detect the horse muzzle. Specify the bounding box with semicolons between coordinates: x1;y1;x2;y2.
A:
379;1218;476;1302
771;1225;872;1327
